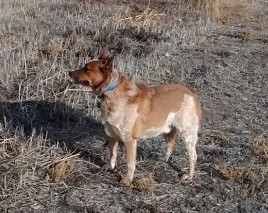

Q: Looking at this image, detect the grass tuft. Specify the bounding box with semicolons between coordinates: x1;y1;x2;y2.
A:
252;136;268;160
50;158;75;183
182;0;258;23
132;173;155;192
216;165;258;184
120;8;165;27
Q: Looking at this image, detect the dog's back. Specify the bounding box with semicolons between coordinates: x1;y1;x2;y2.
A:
132;84;202;140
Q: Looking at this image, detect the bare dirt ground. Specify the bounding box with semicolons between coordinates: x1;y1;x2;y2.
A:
0;0;268;212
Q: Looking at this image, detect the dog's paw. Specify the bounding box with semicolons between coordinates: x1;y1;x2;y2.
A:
110;159;116;170
181;174;194;181
120;177;133;187
165;154;170;162
165;151;172;162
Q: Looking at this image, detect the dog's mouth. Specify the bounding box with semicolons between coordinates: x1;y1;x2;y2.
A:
69;79;90;86
69;71;91;86
76;80;90;86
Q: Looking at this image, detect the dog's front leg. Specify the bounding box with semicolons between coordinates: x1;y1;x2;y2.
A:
121;139;137;186
108;137;118;169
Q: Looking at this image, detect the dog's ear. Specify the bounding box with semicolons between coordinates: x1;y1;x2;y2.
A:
98;46;110;61
99;48;115;72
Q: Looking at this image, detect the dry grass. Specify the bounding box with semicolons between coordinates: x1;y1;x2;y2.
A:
1;133;66;194
0;0;267;212
132;173;155;192
216;165;258;184
215;0;258;23
50;157;76;182
182;0;258;23
120;8;165;27
216;136;268;186
252;136;268;160
117;0;259;27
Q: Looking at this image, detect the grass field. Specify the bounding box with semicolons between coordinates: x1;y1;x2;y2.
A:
0;0;268;212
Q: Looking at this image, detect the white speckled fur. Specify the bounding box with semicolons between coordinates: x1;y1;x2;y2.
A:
104;93;199;180
102;99;139;142
174;94;199;179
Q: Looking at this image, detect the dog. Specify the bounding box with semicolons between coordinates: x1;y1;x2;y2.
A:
69;48;202;186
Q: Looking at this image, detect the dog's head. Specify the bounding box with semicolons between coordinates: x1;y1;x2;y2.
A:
69;47;115;87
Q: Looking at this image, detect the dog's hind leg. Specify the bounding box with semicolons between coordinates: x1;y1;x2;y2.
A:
174;94;200;180
163;128;177;162
181;127;198;180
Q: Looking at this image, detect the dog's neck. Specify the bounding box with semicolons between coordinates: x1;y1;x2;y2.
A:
103;69;120;94
95;69;140;101
94;68;121;97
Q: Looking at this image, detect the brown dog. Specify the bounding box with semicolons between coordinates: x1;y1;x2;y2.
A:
69;48;202;186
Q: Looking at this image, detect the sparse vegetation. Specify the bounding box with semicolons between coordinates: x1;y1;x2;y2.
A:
216;165;258;184
252;136;268;160
181;0;258;23
0;0;268;212
132;173;155;192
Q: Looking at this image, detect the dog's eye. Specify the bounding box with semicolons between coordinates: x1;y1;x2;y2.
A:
84;67;91;72
80;80;90;86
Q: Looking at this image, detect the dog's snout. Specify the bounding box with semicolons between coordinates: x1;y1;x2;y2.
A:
69;71;77;81
69;71;73;78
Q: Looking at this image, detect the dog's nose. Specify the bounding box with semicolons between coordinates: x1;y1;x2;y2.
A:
69;71;73;78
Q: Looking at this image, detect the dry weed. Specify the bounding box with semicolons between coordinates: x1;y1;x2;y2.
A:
182;0;258;23
216;165;258;184
215;0;257;23
120;8;165;27
132;173;155;192
203;129;229;144
50;159;74;182
119;0;259;28
41;41;65;59
252;136;268;159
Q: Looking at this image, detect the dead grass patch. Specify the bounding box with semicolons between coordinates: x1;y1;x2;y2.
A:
216;163;268;198
215;0;258;24
120;8;165;27
50;159;74;182
215;137;268;194
118;0;258;28
203;129;229;144
0;130;79;198
216;165;258;184
182;0;258;24
0;31;11;42
252;137;268;163
252;136;268;159
40;41;65;59
132;173;155;192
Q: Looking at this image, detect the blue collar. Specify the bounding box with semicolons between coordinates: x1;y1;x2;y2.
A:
103;71;120;94
96;79;120;108
104;81;119;93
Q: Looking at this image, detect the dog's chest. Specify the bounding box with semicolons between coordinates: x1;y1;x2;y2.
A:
101;100;138;141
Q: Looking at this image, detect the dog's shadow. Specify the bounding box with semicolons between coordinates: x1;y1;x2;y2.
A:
0;100;107;167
